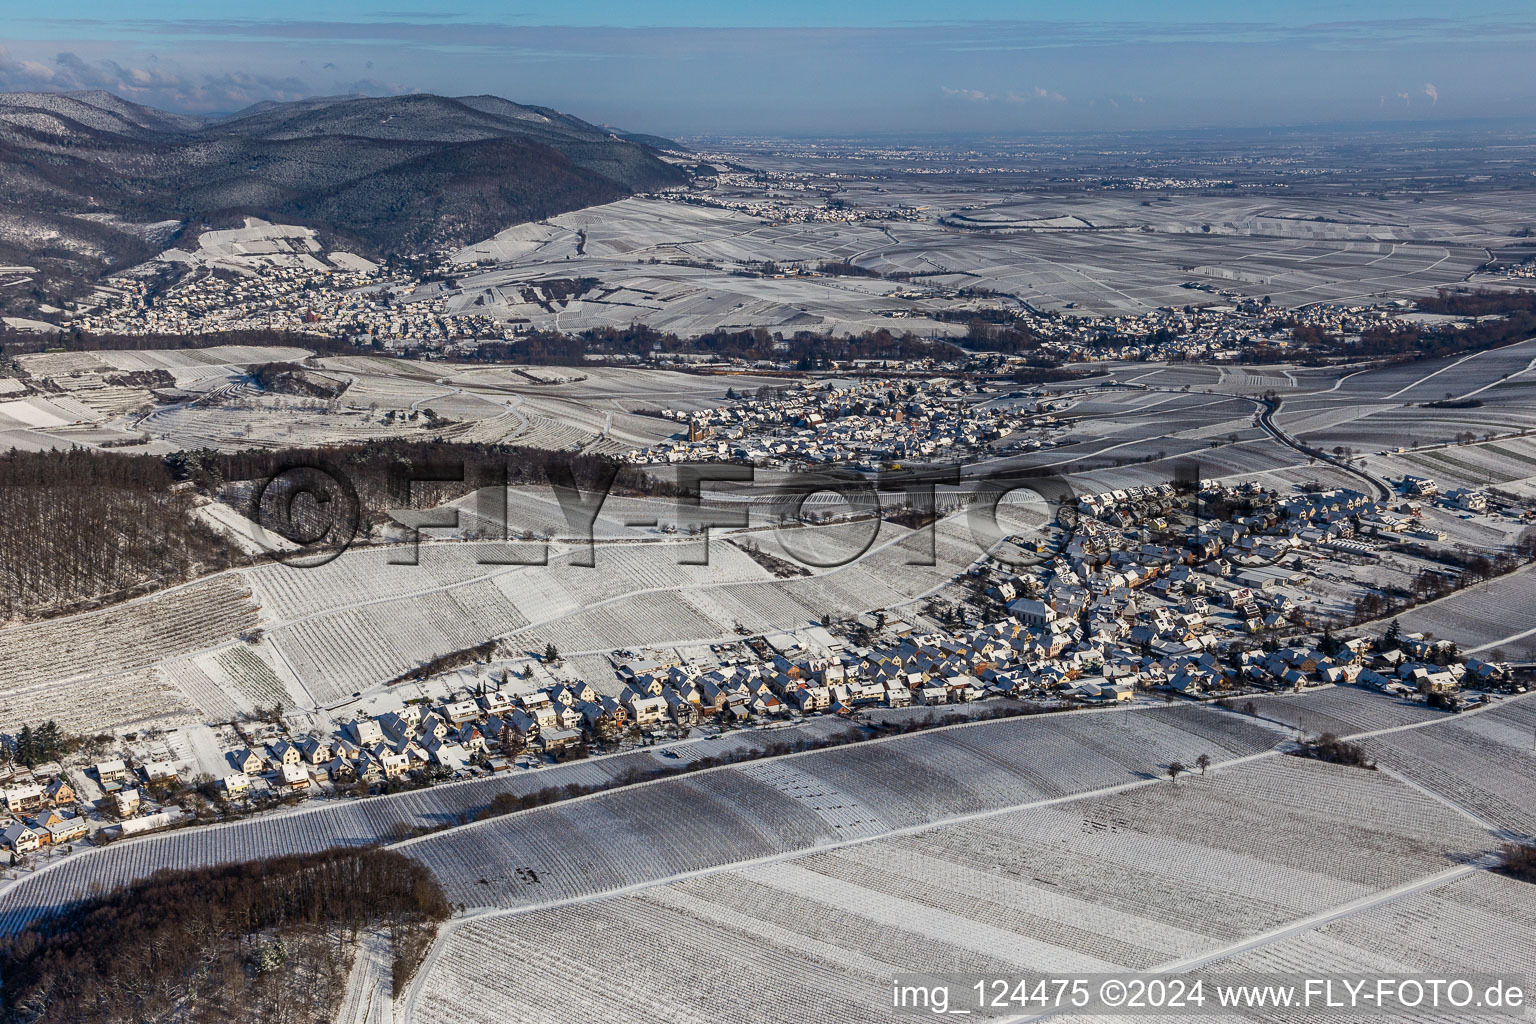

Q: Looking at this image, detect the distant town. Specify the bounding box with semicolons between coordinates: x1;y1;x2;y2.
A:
46;250;1465;375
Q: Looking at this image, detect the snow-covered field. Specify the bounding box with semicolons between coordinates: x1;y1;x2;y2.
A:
3;346;766;454
1051;870;1536;1024
0;702;1276;936
1243;685;1451;737
3;683;1529;1024
151;217;378;276
0;501;1007;736
446;186;1506;325
0;575;259;734
1384;564;1536;657
5;346;1529;740
1365;697;1536;839
404;746;1499;1024
0;713;965;934
398;705;1283;913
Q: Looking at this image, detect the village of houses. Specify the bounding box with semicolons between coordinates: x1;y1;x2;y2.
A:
633;376;1061;467
1;469;1525;868
40;208;1448;375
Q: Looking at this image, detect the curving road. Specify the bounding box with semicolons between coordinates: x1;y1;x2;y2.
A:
1256;397;1392;500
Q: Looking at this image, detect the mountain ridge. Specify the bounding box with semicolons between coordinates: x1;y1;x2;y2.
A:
0;89;688;315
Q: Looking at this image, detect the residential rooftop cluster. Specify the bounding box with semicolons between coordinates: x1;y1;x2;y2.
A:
680;170;922;224
1088;176;1243;190
66;263;499;346
633;376;1053;467
32;223;1469;376
266;476;1520;808
959;479;1518;701
1032;299;1424;362
1;460;1523;866
282;476;1522;792
1;755;189;856
1495;256;1536;280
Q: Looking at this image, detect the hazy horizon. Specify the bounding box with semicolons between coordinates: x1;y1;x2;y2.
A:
5;1;1536;135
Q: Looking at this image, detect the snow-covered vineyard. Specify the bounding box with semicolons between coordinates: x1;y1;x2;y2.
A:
404;750;1507;1024
1384;564;1536;655
30;678;1519;1003
395;703;1280;912
15;98;1536;1024
0;576;260;734
0;511;986;732
1054;872;1536;1024
2;511;1534;1023
0;702;1271;934
0;741;681;933
1364;698;1536;838
393;687;1499;921
1241;685;1450;737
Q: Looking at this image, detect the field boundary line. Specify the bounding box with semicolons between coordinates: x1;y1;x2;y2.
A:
1003;862;1486;1024
1377;764;1503;833
388;700;1199;856
398;742;1285;1024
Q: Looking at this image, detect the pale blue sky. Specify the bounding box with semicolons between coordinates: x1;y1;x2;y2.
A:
3;2;1533;132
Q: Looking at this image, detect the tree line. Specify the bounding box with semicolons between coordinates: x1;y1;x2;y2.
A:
2;721;73;768
0;847;449;1024
388;638;499;686
0;448;237;622
1416;287;1536;317
440;323;948;369
0;328;355;360
1268;289;1536;366
0;440;662;622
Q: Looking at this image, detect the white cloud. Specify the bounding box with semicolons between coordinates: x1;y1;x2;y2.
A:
940;86;993;101
1423;82;1438;105
1001;86;1067;104
0;46;340;111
